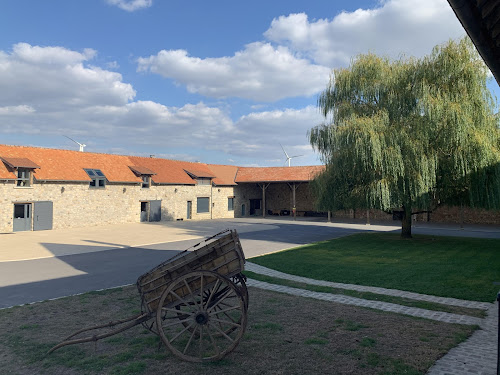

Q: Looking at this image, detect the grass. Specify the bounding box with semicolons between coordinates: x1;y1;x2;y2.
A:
250;233;500;302
243;271;487;318
0;285;477;375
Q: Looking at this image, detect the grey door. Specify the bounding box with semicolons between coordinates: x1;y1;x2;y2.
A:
149;200;161;222
34;201;53;231
187;201;192;219
241;204;246;216
13;204;31;232
140;202;149;222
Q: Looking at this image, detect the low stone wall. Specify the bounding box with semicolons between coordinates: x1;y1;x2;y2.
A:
329;207;500;226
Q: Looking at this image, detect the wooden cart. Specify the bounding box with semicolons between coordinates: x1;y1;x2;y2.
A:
48;229;249;362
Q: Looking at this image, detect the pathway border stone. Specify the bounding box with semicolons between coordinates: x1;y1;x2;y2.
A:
245;278;483;326
246;262;491;310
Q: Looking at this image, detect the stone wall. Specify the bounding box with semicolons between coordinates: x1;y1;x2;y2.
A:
328;207;500;225
1;178;497;233
233;183;261;218
0;180;237;232
264;183;316;214
232;183;318;217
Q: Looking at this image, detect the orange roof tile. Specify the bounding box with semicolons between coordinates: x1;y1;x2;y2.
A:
128;156;199;185
0;145;141;183
235;166;325;183
0;144;325;186
207;165;238;186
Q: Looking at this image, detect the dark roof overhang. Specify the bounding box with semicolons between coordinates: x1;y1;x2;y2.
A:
183;168;216;179
447;0;500;85
1;157;41;169
129;165;156;175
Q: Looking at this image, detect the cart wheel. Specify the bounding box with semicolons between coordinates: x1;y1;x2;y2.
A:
156;270;247;362
174;273;248;336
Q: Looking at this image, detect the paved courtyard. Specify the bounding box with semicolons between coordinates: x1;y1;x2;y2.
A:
1;217;499;374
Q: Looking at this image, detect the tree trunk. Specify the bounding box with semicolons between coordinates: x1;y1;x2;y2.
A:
401;205;412;239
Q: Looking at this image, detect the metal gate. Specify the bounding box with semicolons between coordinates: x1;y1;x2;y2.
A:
149;200;161;222
13;203;31;232
34;201;53;231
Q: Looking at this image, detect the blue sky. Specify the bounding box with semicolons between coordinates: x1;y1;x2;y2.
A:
0;0;496;166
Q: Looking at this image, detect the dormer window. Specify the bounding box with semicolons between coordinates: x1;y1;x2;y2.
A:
84;169;106;188
0;157;40;188
129;166;156;189
183;168;215;186
17;168;32;187
197;177;211;185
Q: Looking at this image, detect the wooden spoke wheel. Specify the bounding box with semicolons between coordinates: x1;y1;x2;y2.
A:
173;273;248;335
156;270;247;362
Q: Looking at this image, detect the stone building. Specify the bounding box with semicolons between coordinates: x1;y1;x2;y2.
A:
0;145;323;232
1;144;497;233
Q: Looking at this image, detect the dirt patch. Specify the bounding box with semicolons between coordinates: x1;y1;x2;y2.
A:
0;286;476;375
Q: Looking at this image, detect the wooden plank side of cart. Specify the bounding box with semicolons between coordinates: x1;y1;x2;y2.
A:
138;230;245;312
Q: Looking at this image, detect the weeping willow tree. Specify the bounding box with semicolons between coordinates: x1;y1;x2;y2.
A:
309;37;500;238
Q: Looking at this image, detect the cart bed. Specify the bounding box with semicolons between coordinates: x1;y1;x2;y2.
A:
137;229;245;312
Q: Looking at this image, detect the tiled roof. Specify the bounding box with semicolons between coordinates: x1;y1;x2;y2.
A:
128;156;198;185
235;166;325;183
0;145;141;183
207;165;238;186
0;144;324;185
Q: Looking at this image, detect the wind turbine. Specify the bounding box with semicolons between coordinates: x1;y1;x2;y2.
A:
64;135;86;152
280;144;303;167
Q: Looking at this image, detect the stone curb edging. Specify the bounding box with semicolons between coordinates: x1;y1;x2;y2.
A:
245;262;492;310
245;278;483;326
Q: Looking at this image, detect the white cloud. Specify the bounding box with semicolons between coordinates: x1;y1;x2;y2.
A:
0;43;322;164
137;42;331;102
0;43;135;110
210;106;324;163
136;0;464;103
0;105;35;115
264;0;465;67
106;0;152;12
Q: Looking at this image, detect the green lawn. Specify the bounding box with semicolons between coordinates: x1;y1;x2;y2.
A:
250;233;500;302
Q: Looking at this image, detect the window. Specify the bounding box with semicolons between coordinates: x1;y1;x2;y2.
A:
197;197;210;213
16;168;32;187
84;169;106;188
197;178;211;185
141;175;150;189
228;197;234;211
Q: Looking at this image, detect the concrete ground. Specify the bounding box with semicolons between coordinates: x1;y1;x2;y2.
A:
1;217;498;374
0;217;498;309
2;217;499;263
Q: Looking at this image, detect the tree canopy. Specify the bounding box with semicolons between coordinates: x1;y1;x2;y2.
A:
309;37;500;238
